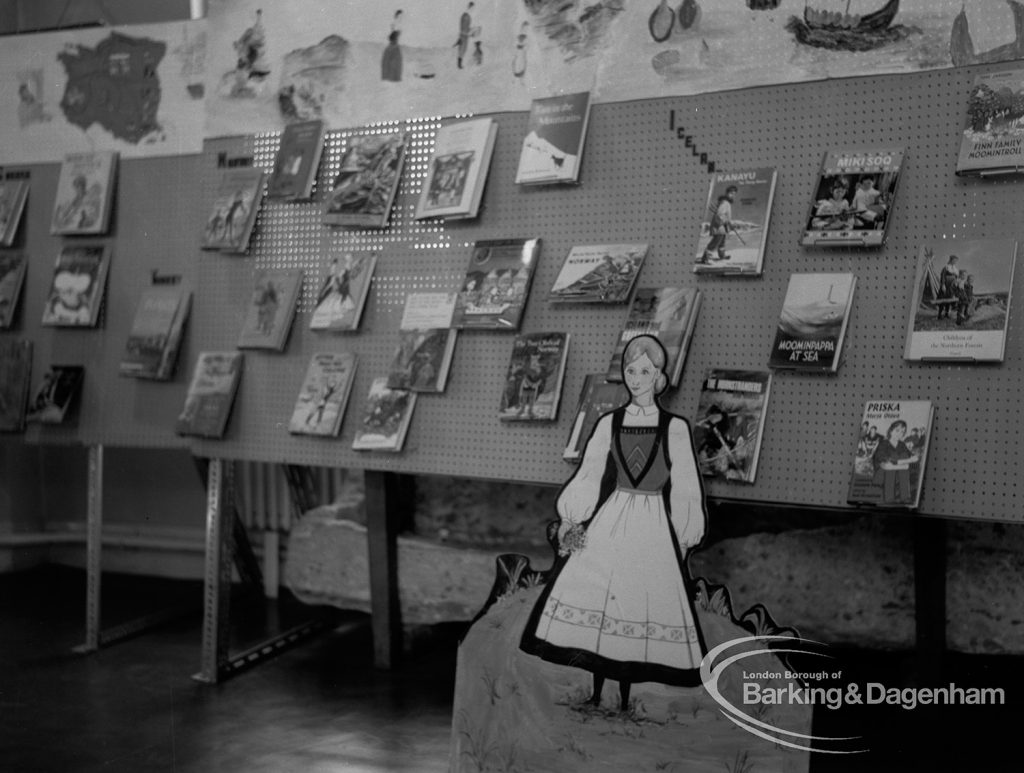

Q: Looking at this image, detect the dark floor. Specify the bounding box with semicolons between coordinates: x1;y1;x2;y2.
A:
0;566;456;773
2;566;1021;772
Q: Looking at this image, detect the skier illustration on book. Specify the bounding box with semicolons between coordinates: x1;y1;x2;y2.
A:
520;334;707;710
305;377;338;428
313;254;355;322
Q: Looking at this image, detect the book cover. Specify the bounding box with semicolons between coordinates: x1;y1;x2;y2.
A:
237;269;303;351
26;365;84;424
0;177;29;246
801;149;902;247
386;329;457;393
288;352;358;437
40;244;110;328
693;369;772;484
499;332;570;422
0;252;27;329
515;91;591;185
309;252;377;332
452;238;541;330
0;338;32;432
351;376;417;452
175;351;244;439
695;167;777;275
548;243;648;304
267;119;326;200
415;117;496;220
50;151;117;236
562;374;630;462
323;132;407;228
120;286;191;380
904;240;1017;362
606;286;701;387
769;273;856;372
200;166;265;253
956;66;1024;176
848;399;934;509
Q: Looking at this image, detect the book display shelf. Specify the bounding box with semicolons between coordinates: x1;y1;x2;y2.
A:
7;60;1024;681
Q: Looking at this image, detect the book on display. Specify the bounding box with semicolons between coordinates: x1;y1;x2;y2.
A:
120;285;192;380
956;65;1024;176
309;252;377;332
0;252;27;328
323;131;406;228
26;365;84;424
0;177;29;246
848;399;934;509
386;291;458;393
695;167;776;275
451;238;541;331
415;116;496;221
606;286;701;387
548;243;648;304
50;151;117;236
562;374;629;462
200;166;265;253
237;269;303;351
0;338;32;432
175;352;244;439
801;148;902;247
768;273;856;373
40;244;110;328
498;332;570;422
515;91;591;185
904;240;1017;362
288;352;358;437
267;119;326;200
693;369;772;484
351;376;417;452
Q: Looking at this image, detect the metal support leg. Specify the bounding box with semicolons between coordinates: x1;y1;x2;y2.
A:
74;445;103;654
365;470;403;669
193;458;234;683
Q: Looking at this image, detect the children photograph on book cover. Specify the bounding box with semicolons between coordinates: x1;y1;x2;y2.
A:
802;150;902;247
849;400;933;508
905;241;1016;361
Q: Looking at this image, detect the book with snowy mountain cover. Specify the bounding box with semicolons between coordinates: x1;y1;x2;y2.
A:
515;91;591;185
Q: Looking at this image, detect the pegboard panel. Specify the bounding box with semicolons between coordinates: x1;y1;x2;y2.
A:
181;63;1024;522
9;153;202;450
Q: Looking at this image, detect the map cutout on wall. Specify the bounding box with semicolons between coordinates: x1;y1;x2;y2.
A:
0;21;205;162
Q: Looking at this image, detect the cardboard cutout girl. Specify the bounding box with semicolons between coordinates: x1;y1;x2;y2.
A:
520;334;707;710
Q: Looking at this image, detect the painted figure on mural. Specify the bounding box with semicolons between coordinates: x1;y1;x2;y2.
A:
520;334;707;711
455;2;476;69
382;10;403;81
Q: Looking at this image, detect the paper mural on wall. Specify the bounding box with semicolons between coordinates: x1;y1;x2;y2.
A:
203;0;1024;138
0;20;205;163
